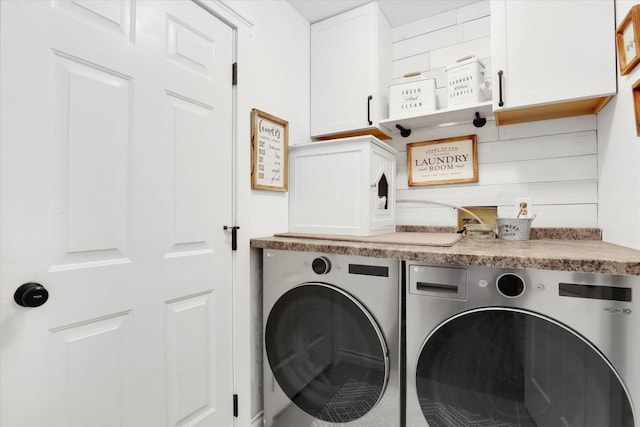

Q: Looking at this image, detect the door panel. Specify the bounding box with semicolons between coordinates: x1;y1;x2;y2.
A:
53;51;132;265
53;0;134;41
167;93;215;252
0;2;234;426
166;291;216;425
166;15;216;76
47;311;132;427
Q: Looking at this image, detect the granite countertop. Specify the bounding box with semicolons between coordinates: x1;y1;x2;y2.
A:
250;228;640;276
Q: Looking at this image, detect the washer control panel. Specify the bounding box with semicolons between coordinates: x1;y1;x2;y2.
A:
408;265;468;300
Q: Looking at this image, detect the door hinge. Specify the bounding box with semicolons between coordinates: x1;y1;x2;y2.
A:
233;394;238;417
223;225;240;251
232;62;237;86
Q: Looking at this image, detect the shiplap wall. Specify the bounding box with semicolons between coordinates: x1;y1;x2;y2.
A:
388;0;598;227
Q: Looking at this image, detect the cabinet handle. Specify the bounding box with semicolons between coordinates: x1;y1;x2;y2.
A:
498;70;504;107
367;95;373;126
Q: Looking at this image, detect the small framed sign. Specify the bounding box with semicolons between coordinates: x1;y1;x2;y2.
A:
617;5;640;76
407;135;478;186
251;108;288;191
632;79;640;136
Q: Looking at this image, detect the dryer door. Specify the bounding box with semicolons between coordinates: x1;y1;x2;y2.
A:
415;308;634;427
265;283;389;423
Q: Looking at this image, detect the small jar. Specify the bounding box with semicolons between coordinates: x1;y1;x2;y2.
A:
465;223;496;239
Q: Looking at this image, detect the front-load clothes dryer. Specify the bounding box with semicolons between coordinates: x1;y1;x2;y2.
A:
405;262;639;427
263;249;400;427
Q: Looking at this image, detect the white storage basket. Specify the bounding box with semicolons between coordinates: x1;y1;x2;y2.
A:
389;77;437;119
446;57;486;107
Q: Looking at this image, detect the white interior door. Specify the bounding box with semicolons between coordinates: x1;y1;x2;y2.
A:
0;1;234;426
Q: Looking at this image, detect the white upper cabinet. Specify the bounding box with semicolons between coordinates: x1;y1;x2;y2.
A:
491;0;616;126
310;2;391;139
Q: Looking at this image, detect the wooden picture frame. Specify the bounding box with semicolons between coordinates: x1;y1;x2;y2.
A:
251;108;288;191
632;79;640;136
617;5;640;76
407;135;478;186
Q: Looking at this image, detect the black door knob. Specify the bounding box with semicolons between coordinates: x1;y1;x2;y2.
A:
14;282;49;307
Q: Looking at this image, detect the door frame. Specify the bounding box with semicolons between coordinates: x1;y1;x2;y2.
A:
193;1;254;426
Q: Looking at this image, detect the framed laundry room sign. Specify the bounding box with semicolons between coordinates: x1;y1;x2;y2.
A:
251;108;288;191
407;135;478;186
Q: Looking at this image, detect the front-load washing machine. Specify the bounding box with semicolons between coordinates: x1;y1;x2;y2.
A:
263;249;400;427
405;262;639;427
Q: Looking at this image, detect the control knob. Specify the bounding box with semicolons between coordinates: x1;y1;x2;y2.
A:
311;257;331;275
497;273;525;297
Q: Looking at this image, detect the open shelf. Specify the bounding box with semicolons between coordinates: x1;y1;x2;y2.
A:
380;101;494;136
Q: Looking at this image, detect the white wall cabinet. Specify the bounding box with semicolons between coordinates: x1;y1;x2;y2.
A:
491;0;616;126
310;2;391;140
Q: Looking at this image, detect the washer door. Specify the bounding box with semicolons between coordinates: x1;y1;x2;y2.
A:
416;308;634;427
265;283;389;423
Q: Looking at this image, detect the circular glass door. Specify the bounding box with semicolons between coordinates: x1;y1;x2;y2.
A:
265;283;389;423
416;308;634;427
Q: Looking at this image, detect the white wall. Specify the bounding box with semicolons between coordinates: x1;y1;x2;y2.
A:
388;1;599;229
597;1;640;250
216;0;311;423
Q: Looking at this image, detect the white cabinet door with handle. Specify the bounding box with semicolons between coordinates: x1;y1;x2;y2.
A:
491;0;616;126
311;2;391;140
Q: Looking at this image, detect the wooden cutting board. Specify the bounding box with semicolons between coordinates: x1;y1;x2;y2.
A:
274;231;463;247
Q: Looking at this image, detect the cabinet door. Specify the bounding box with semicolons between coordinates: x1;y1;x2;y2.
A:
491;0;615;123
311;4;378;138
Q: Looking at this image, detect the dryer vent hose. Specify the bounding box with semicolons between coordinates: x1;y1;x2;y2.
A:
396;199;485;225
